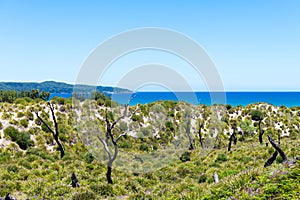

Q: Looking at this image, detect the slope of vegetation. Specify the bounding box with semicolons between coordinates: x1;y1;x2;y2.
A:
0;81;130;94
0;98;299;199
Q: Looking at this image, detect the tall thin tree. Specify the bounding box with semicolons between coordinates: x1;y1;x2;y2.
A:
97;104;138;184
34;102;65;158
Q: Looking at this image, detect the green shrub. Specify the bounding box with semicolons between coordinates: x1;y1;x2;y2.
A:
4;126;19;140
17;112;25;118
41;122;52;133
180;151;191;162
27;148;56;162
198;173;207;183
216;153;228;163
83;152;95;164
35;118;41;125
0;152;11;163
4;126;32;150
131;114;143;123
119;141;132;149
0;121;3;130
251;109;263;121
26;111;34;120
20;118;29;128
72;191;96;199
89;183;114;197
1;112;12;120
18;159;32;170
9;119;18;125
139;143;150;152
7;164;19;173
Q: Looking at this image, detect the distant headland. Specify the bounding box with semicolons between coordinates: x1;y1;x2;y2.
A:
0;81;131;94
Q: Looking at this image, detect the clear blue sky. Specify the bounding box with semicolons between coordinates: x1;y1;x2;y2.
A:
0;0;299;91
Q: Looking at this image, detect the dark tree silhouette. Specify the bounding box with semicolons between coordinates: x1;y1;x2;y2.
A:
264;151;278;167
228;129;237;151
267;135;287;162
264;135;288;168
71;172;80;188
0;193;15;200
97;104;138;184
251;110;264;144
34;102;65;158
197;121;204;149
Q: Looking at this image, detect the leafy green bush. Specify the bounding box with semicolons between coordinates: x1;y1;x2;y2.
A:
198;173;207;183
72;191;96;200
216;153;228;163
20;118;29;128
180;151;191;162
83;152;94;164
7;164;19;173
4;126;32;150
89;183;114;197
17;112;25;118
9;119;19;125
250;109;263;121
18;159;32;170
26;111;34;120
139;143;150;152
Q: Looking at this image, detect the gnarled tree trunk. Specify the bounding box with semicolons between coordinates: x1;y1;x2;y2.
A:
97;104;138;184
258;119;264;144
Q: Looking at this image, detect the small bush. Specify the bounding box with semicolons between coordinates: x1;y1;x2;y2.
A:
18;159;32;170
17;112;25;118
198;173;207;183
89;183;114;197
0;121;3;130
4;126;32;150
139;143;150;152
251;109;263;121
83;152;95;164
7;165;19;173
26;111;34;120
216;153;228;163
9;119;18;125
20;118;29;128
180;151;191;162
72;191;96;200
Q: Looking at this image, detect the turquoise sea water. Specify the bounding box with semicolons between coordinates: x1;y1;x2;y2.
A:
50;92;300;107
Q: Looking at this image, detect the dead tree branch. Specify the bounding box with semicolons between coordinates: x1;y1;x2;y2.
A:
34;102;65;158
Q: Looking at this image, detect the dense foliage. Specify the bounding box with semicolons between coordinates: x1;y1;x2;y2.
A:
0;89;50;103
0;81;130;94
0;99;299;199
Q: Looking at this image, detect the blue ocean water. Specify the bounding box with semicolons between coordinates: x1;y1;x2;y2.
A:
49;93;72;99
50;92;300;107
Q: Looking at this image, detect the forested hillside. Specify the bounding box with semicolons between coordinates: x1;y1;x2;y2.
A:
0;81;130;94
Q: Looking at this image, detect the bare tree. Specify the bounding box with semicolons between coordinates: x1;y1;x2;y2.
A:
267;135;287;162
97;104;138;184
264;151;278;168
258;119;264;144
185;113;195;150
228;121;238;151
197;120;204;149
264;135;288;168
34;102;65;158
228;129;237;151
